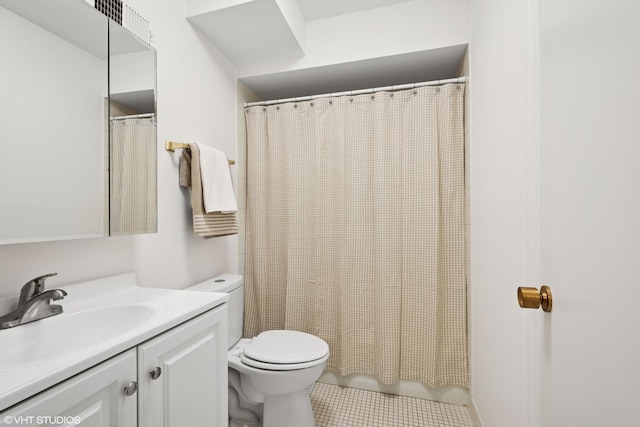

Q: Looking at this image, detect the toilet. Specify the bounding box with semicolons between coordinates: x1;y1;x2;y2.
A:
186;274;329;427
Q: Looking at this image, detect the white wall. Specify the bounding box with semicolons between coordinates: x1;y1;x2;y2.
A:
0;0;239;297
468;0;530;425
132;0;239;288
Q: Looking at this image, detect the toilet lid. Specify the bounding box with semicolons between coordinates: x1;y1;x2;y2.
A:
242;330;329;367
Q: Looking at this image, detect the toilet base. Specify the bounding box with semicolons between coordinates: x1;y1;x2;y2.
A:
262;389;315;427
228;369;263;426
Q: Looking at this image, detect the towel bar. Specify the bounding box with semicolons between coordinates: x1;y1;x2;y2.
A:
165;140;235;165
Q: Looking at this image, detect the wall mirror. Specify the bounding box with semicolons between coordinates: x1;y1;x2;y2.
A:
109;19;157;236
0;0;157;244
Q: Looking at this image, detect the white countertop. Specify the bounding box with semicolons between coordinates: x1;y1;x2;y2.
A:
0;273;228;412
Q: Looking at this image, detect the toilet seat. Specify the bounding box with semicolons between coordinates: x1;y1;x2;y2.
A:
241;330;329;371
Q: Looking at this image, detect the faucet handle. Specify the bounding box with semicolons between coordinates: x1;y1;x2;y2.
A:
19;273;58;305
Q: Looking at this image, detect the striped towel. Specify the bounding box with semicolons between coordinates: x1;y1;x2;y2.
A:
179;144;238;237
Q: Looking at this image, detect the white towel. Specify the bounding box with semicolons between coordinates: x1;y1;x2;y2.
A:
196;143;238;213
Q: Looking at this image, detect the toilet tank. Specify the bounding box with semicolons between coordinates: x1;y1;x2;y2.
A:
186;273;243;350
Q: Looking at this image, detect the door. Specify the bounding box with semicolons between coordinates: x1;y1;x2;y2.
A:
137;306;228;427
535;0;640;425
0;350;137;426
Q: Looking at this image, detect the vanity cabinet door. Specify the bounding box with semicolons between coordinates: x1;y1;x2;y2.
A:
0;350;137;426
137;305;228;427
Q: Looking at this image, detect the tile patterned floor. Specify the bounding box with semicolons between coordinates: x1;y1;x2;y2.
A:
310;382;476;427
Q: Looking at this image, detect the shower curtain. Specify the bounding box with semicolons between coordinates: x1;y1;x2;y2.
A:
244;84;468;388
110;117;157;235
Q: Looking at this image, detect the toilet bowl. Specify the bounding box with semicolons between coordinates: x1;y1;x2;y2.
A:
187;274;329;427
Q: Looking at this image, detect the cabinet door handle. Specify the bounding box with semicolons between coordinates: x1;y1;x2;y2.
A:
150;367;162;380
123;381;138;396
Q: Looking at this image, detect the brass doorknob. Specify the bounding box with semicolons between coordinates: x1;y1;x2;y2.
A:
517;286;552;312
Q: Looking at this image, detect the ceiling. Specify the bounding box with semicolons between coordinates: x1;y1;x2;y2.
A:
296;0;415;21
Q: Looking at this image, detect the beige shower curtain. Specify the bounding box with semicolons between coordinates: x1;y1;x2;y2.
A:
244;84;468;388
110;117;157;235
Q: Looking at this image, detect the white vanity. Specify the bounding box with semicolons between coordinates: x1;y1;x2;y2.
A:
0;274;228;426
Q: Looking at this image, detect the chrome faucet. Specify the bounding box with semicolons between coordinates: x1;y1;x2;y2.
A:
0;273;67;329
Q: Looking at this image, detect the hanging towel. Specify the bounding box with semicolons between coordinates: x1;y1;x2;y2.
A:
196;143;238;213
179;144;238;237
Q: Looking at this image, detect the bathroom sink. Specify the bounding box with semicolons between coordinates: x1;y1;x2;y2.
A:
0;273;229;411
0;304;156;369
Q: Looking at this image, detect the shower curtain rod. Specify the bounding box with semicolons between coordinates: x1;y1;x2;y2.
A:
110;112;155;120
244;76;466;107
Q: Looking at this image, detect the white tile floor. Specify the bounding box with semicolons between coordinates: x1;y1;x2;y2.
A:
310;382;477;427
